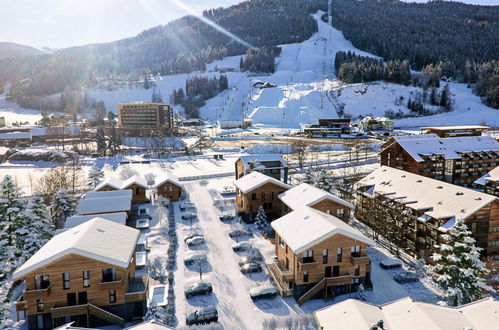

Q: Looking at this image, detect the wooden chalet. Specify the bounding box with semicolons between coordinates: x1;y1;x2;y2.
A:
152;172;183;202
268;207;373;305
380;135;499;186
234;171;290;221
279;183;354;223
95;176;149;204
235;154;288;183
422;125;489;138
13;218;148;329
354;166;499;266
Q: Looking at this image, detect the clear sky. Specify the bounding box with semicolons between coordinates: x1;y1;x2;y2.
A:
0;0;244;49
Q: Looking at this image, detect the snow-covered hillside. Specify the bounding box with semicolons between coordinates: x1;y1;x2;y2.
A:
0;91;42;125
400;0;498;6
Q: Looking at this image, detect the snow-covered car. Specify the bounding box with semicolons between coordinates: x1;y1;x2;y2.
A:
238;253;264;266
229;229;253;238
181;212;197;220
394;272;419;283
249;285;277;300
184;282;213;298
380;258;402;269
183;233;203;242
186;236;205;247
184;252;208;266
262;230;275;240
180;203;196;211
240;263;262;274
186;306;218;326
219;215;235;222
232;242;253;252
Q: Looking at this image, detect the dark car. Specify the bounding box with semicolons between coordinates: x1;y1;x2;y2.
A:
181;212;197;220
262;230;275;240
220;215;235;222
238;252;264;266
249;285;277;300
184;282;213;298
240;263;262;274
394;272;419;283
186;306;218;326
380;258;402;269
232;242;253;252
184;253;207;266
229;229;253;238
180;203;196;211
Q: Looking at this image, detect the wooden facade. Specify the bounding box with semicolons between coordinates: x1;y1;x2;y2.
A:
267;233;371;305
154;181;182;202
236;182;289;221
422;126;488;138
303;199;351;223
15;254;147;329
235;157;288;183
124;183;147;204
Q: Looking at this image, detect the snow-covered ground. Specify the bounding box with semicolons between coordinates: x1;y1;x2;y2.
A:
0;92;42;125
400;0;497;5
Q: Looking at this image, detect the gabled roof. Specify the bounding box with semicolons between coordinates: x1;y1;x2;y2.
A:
153;171;182;188
381;134;439;149
355;166;497;223
271;207;373;254
64;213;127;229
422;125;489;131
314;297;499;330
474;165;499;185
395;136;499;162
122;175;148;189
76;195;132;215
126;320;173;330
94;177;123;191
14;217;140;279
238;154;288;169
84;189;132;199
233;171;290;194
279;183;354;210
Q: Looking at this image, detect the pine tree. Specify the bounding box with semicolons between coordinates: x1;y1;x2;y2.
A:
108;124;121;156
96;126;107;156
302;167;316;185
430;220;495;306
87;165;104;188
49;189;76;229
0;175;24;246
315;168;331;192
255;206;268;229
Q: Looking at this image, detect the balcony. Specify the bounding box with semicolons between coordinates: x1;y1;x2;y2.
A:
23;284;51;300
126;276;149;303
267;258;294;296
99;276;124;289
298;259;318;272
350;254;370;265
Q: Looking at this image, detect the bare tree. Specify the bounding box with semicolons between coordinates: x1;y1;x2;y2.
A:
291;140;308;169
35;165;71;204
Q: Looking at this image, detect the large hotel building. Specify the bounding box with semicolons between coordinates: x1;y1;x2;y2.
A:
117;103;173;129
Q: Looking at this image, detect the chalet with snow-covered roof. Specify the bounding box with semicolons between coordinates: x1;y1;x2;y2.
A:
268;207;373;305
152;172;183;202
314;296;499;330
235;154;288;183
63;213;128;230
380;135;499;186
474;166;499;197
279;183;354;222
76;195;132;216
94;176;148;204
13;218;147;329
354;166;499;265
234;171;291;221
422;125;489;138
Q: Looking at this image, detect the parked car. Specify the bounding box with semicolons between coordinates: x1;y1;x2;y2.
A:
219;215;235;222
186;236;205;247
232;242;253;252
240;263;262;274
238;253;264;266
184;282;213;298
184;253;207;266
394;272;418;283
229;229;253;238
184;233;203;242
262;230;275;240
180;203;196;211
186;306;218;326
380;258;402;269
249;285;277;300
182;212;197;220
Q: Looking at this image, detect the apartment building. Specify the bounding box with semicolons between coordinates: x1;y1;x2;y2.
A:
422;125;489;138
380;135;499;186
354;166;499;265
117;103;173;129
475;166;499;197
268;207;373;305
13;218;147;329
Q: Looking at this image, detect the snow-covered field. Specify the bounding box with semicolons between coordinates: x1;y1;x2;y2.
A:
0;92;42;125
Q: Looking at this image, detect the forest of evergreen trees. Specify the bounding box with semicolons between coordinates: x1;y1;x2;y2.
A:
171;75;229;118
240;47;281;73
331;0;498;108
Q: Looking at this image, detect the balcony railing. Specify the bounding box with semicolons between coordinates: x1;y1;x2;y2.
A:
267;260;294;296
23;284;51;300
350;254;370;265
126;275;149;303
99;276;124;288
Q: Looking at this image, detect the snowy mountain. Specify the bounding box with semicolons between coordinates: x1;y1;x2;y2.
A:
0;42;45;59
400;0;498;5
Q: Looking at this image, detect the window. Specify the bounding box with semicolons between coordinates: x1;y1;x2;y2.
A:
322;249;328;264
352;278;360;284
261;192;265;201
303;271;309;283
102;268;116;282
354;265;360;276
35;274;50;290
471;223;477;234
36;315;44;329
337;209;345;218
337;248;342;262
109;290;116;303
303;250;314;263
270;192;274;200
36;299;44;312
135;187;140;194
251;193;256;200
279;237;285;248
62;272;70;290
488;241;499;247
351;246;361;257
83;270;90;288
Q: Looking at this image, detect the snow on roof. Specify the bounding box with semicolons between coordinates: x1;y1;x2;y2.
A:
122;175;148;189
94;176;123;191
278;183;354;210
474;165;499;185
356;166;497;223
422;125;489;131
14;217;140;279
76;195;131;215
0;146;10;155
153;171;182;188
233;171;290;194
84;189;132;199
125;320;173;330
239;154;288;169
392;134;439;142
64;213;128;229
314;297;499;330
271;207;373;254
396;136;499;162
0;132;31;140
